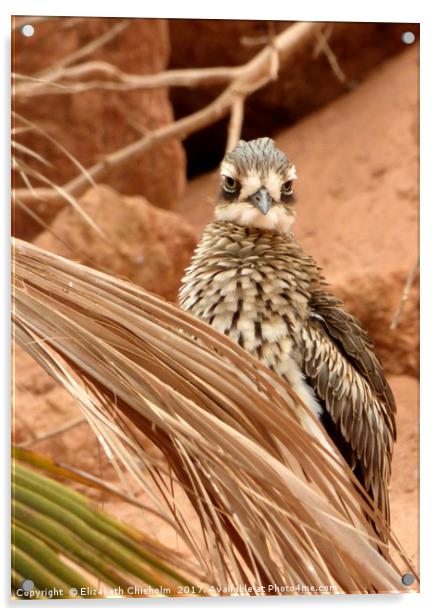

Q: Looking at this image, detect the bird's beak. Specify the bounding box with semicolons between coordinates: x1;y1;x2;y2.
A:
250;186;272;215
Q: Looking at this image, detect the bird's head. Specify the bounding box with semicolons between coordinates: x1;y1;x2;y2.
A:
214;137;297;233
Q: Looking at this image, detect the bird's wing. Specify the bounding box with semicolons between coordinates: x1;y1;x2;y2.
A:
301;290;397;526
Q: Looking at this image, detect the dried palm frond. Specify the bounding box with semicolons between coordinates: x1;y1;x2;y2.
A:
11;112;104;243
12;151;104;239
12;238;416;595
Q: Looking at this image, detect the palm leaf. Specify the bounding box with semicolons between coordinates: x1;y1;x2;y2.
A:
12;458;206;599
12;238;416;594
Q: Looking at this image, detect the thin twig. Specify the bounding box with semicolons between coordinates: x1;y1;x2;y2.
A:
267;22;280;81
14;198;82;255
15;446;164;514
19;417;86;447
14;112;96;187
312;24;335;57
226;96;245;152
14;62;239;98
36;19;129;77
390;257;419;330
61;17;87;29
314;27;348;85
13;157;106;239
240;35;270;47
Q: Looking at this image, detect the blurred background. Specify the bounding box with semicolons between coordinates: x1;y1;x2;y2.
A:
12;17;419;568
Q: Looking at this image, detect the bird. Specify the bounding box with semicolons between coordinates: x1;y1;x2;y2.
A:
179;137;396;535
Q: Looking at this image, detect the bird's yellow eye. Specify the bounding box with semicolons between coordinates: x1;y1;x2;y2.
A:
223;176;239;192
281;180;293;194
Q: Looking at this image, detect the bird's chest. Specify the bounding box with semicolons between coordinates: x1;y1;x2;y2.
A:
180;240;323;417
180;248;310;368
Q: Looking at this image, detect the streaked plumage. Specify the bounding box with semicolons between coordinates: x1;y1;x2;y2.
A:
179;138;396;532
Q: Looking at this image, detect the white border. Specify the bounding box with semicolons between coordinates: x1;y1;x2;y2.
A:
4;1;423;22
2;1;436;614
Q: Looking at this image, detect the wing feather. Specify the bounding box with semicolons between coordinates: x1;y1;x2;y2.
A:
301;290;396;530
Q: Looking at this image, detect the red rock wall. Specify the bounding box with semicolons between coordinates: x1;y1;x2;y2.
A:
34;184;197;302
13;17;186;239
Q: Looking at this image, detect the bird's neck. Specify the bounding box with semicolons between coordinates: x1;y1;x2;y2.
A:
181;219;323;319
191;221;322;287
201;220;301;253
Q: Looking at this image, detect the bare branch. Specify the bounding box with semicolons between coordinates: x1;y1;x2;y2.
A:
19;417;86;447
13;62;239;98
13;22;325;207
313;24;335;57
240;35;270;47
36;19;129;77
226;96;245;152
314;27;348;85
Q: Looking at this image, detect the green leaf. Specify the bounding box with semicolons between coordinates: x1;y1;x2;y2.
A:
12;460;207;600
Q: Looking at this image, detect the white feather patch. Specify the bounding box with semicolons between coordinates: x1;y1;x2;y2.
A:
264;169;282;202
220;161;236;177
239;172;262;200
276;357;323;417
261;318;288;342
215;202;296;233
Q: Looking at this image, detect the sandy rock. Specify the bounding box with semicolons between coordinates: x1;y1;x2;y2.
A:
332;273;418;379
388;375;419;569
13;17;186;239
279;46;418;280
175;47;419;376
13;345;117;485
34;184;197;301
169;20;419;174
